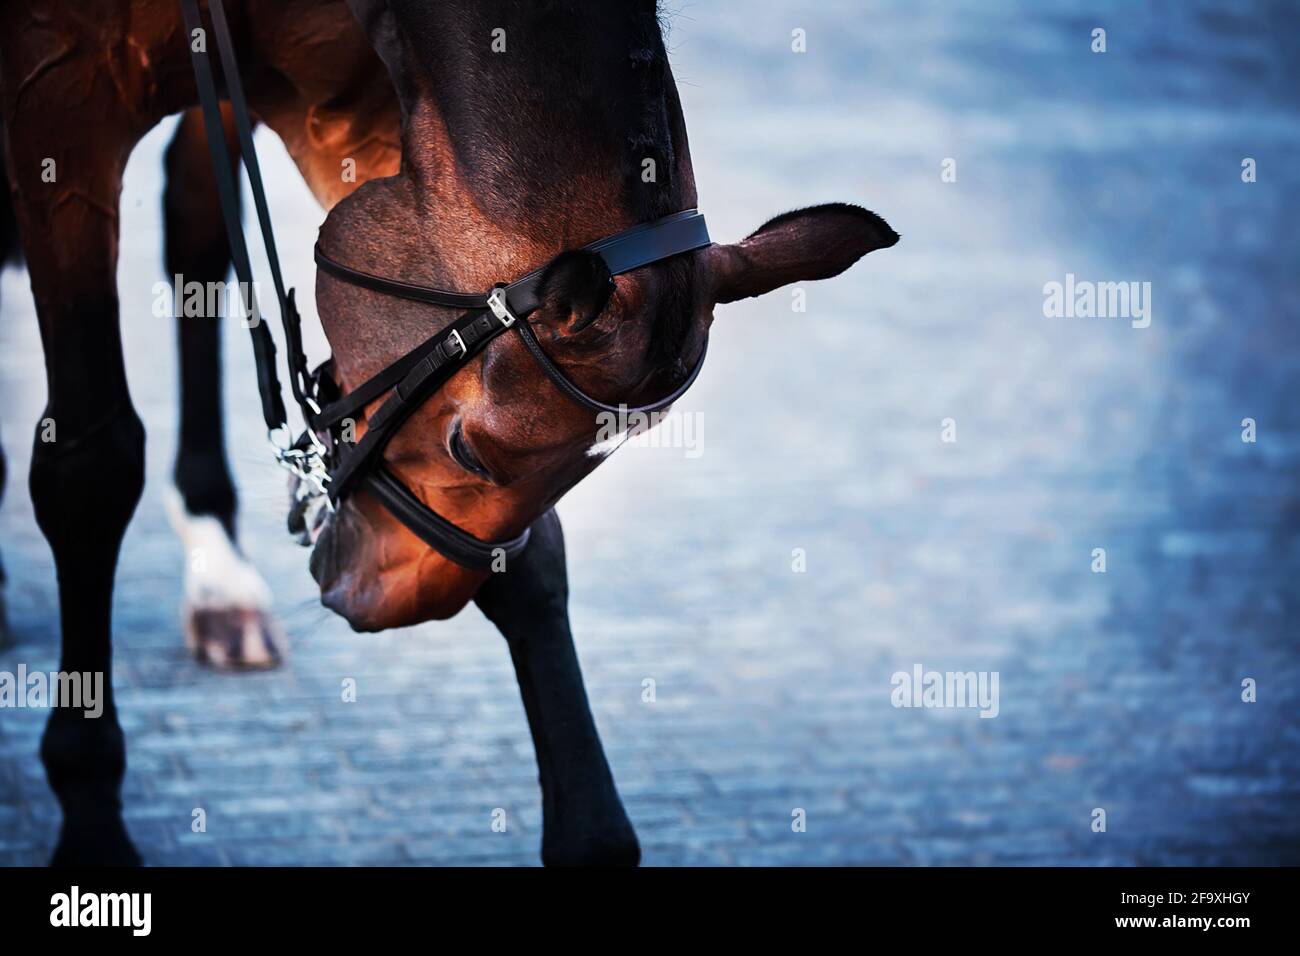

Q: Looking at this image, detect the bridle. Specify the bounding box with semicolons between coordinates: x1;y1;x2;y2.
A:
182;0;712;570
310;212;710;569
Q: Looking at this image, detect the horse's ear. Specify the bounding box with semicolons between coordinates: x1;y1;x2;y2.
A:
705;203;898;305
532;250;615;334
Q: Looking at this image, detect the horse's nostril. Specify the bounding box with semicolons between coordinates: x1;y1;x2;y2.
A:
308;515;336;585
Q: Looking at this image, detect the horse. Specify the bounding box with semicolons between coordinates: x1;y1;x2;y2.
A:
0;0;896;866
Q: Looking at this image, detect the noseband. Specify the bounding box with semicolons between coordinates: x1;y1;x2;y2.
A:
183;0;711;570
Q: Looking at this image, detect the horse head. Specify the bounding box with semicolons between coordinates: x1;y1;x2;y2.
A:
297;1;897;630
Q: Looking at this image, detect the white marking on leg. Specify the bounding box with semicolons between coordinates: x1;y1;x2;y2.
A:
164;489;272;611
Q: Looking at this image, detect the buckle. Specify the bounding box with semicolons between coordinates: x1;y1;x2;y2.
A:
486;285;517;327
268;427;335;506
448;328;468;358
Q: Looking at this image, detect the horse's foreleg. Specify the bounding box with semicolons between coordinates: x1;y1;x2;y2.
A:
474;510;640;866
0;422;7;649
0;118;15;647
163;106;284;669
2;83;144;866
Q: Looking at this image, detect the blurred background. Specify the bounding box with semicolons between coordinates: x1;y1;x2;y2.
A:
1;0;1297;865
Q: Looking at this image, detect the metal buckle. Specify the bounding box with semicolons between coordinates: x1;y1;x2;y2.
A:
448;328;468;358
268;427;335;507
486;285;516;328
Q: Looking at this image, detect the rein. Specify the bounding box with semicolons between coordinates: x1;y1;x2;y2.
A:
181;0;711;569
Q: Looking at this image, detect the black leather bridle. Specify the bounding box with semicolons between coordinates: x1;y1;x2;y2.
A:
182;0;712;570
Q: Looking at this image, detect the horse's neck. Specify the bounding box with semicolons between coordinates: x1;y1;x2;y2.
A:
392;2;694;236
324;1;696;296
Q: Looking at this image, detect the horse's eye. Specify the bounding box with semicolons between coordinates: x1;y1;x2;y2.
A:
449;422;493;482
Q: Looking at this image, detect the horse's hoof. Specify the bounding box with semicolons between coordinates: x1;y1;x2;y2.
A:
185;605;285;670
166;490;286;670
49;819;143;867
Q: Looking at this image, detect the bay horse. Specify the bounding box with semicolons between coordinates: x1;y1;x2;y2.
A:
0;0;896;866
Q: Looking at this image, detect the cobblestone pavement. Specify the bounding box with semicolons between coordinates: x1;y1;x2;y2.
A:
2;1;1298;866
